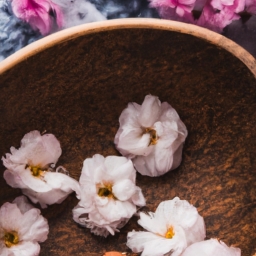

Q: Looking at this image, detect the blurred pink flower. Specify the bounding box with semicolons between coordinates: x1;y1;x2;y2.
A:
149;0;197;17
210;0;245;12
11;0;63;35
245;0;256;14
197;0;245;32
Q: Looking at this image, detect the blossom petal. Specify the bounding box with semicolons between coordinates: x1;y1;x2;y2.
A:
44;171;80;196
127;230;186;256
112;179;136;201
3;169;27;189
131;187;146;207
9;241;40;256
133;153;156;176
138;95;162;127
19;169;52;192
116;129;153;156
19;209;48;242
0;202;23;231
181;239;241;256
105;156;136;182
97;200;136;222
12;195;34;214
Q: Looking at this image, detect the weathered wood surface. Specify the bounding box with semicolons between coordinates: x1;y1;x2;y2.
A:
0;23;255;255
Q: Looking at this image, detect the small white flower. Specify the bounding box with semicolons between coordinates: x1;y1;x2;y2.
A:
72;154;146;237
2;130;80;208
0;196;49;256
180;238;241;256
127;197;206;256
114;95;188;177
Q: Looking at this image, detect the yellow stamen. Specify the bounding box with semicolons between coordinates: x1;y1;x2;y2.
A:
4;231;19;248
27;165;45;177
97;183;116;199
145;128;158;145
165;227;175;239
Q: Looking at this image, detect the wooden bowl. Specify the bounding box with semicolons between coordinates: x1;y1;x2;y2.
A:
0;18;255;256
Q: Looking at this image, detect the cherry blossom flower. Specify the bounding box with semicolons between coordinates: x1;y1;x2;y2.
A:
127;197;206;256
2;130;80;208
180;238;241;256
0;196;49;256
149;0;197;17
245;0;256;14
72;154;146;237
196;0;245;32
11;0;63;35
114;95;188;177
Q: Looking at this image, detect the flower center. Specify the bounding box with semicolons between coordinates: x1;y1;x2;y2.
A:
4;231;19;248
165;227;175;239
97;183;116;199
145;128;158;146
26;165;45;177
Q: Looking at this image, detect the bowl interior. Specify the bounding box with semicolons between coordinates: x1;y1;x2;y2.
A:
0;19;255;256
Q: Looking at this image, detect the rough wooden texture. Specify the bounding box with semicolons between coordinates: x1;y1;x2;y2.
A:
0;28;255;255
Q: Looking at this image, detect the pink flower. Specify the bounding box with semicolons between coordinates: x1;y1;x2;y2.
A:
73;154;145;237
149;0;197;17
0;196;49;256
245;0;256;14
210;0;245;12
127;198;206;256
2;130;80;208
11;0;63;35
196;0;245;32
114;95;187;177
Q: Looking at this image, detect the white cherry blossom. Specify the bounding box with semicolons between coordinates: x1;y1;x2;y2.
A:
0;196;49;256
2;130;80;208
181;238;241;256
114;95;187;177
72;154;146;237
127;197;206;256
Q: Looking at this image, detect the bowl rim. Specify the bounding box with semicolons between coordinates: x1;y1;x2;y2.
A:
0;18;256;77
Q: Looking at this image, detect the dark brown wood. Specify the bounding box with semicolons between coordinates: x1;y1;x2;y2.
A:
0;24;255;255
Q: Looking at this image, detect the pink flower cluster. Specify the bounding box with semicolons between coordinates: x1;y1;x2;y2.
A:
149;0;256;32
11;0;63;35
10;0;105;35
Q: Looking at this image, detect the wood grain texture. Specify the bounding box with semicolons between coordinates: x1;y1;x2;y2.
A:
0;25;255;255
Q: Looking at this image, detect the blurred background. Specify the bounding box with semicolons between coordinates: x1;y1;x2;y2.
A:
0;0;255;61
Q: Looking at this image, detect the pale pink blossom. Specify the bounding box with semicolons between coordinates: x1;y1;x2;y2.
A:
181;238;241;256
127;197;206;256
114;95;188;177
73;154;145;237
0;196;49;256
11;0;63;35
2;130;80;208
